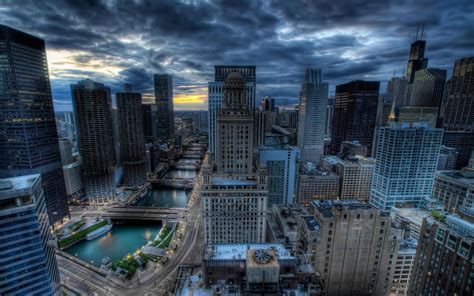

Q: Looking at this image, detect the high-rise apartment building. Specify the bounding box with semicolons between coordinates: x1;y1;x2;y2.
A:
71;79;115;203
215;72;254;175
440;57;474;169
0;174;62;295
297;68;329;164
409;68;446;108
208;66;256;153
154;74;175;144
370;122;443;211
296;200;401;296
331;80;380;155
322;155;376;201
409;213;473;296
117;84;147;187
0;25;69;224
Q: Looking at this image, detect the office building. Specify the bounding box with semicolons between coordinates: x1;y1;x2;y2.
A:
390;238;417;296
409;212;474;296
437;145;458;170
331;80;380;155
296;200;401;296
215;72;254;175
406;38;428;102
142;103;158;144
340;140;368;158
296;163;340;205
409;68;446;108
261;96;275;111
325;96;335;140
254;108;277;148
71;79;115;203
398;106;438;127
370;123;443;211
277;108;298;129
440;57;474;169
259;147;299;206
268;204;309;248
297;68;329;164
0;25;69;224
208;65;256;153
58;138;74;165
0;174;61;295
62;162;84;197
154;74;175;144
116;84;147;187
322;155;376;201
390;207;432;241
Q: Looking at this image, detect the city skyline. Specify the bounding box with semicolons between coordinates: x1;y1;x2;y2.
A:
1;0;472;111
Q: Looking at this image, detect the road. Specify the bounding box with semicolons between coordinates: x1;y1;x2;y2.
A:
58;176;204;295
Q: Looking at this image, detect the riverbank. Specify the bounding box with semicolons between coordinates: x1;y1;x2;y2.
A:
58;219;109;249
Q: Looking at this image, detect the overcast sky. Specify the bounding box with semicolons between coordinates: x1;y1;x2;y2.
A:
1;0;473;111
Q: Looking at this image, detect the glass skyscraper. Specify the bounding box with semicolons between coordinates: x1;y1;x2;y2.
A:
0;174;62;295
0;25;69;225
154;74;175;144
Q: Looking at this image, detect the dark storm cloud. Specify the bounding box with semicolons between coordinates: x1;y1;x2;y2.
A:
0;0;472;110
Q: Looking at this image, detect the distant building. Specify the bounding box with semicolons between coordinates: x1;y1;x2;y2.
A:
440;57;474;169
296;163;340;204
154;74;175;144
58;138;74;165
296;200;401;296
398;106;438;127
0;25;69;224
277;108;298;129
409;212;474;296
326;96;335;140
142;103;158;144
370;123;443;211
0;175;62;295
405;39;428;102
297;68;329;164
62;162;84;197
254;108;277;148
331;80;380;155
437;145;458;170
322;155;376;201
71;79;115;203
340;140;368;158
208;66;256;153
409;68;446;109
117;84;147;188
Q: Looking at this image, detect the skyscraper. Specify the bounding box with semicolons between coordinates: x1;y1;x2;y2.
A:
0;174;62;295
331;80;380;155
117;84;147;187
0;25;69;224
297;68;329;164
208;65;256;153
409;68;446;109
370;122;443;211
154;74;175;144
71;79;115;203
215;72;254;175
406;40;428;84
440;57;474;169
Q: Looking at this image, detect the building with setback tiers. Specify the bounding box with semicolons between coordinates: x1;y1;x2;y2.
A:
71;79;115;203
296;200;401;296
117;84;147;187
0;25;69;224
0;175;62;295
331;80;380;155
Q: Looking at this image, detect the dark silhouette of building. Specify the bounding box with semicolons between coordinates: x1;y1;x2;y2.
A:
331;80;380;155
154;74;175;144
0;25;69;224
406;40;428;84
117;84;147;187
440;57;474;169
410;68;446;109
71;79;115;203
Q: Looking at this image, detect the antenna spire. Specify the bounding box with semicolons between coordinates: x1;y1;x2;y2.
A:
421;22;425;40
415;23;419;40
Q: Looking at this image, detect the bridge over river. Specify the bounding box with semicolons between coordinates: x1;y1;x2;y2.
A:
102;206;186;222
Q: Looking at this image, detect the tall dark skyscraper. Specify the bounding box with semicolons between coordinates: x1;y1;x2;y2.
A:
406;38;429;103
409;68;446;108
154;74;175;144
117;84;147;187
0;25;69;224
71;79;115;203
440;57;474;169
330;80;380;155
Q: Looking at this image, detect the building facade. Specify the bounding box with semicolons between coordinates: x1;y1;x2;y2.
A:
0;25;69;224
208;66;256;153
71;79;115;203
409;68;446;109
116;85;147;187
62;162;84;197
370;123;443;211
331;80;380;155
0;175;62;295
432;167;474;215
296;164;340;205
154;74;175;144
297;68;329;164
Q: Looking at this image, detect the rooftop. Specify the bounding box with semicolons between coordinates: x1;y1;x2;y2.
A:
301;215;320;231
392;207;431;227
311;199;374;218
0;174;40;199
211;177;256;187
204;244;293;261
436;170;474;187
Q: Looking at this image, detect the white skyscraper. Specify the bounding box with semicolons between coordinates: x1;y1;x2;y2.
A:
297;68;329;164
208;66;256;153
370;122;443;211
